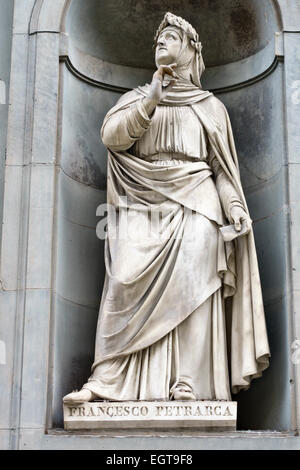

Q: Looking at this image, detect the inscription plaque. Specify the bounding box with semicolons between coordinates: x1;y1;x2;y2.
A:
63;400;237;431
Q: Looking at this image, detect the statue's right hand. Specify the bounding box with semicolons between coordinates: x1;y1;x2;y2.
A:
148;64;179;104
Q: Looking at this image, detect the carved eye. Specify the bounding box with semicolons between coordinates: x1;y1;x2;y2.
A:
167;33;179;41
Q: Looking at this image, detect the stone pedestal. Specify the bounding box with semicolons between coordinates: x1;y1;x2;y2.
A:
63;400;237;431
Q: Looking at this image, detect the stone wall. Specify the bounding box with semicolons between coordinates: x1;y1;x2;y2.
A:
0;0;14;260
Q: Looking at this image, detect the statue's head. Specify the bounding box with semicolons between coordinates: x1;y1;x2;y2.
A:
154;12;205;88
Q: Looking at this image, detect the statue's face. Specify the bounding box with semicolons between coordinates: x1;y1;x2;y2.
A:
155;27;182;66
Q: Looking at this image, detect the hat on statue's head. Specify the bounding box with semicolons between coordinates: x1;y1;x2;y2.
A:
154;12;205;88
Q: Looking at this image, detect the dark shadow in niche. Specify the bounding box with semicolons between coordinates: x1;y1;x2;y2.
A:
65;0;278;68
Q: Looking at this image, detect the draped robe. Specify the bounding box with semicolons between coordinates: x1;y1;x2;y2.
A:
82;81;270;401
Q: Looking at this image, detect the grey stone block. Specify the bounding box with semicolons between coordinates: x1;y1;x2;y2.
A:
0;165;25;290
26;165;55;289
31;33;60;164
51;294;98;428
253;209;288;304
6;33;29;166
284;33;300;164
220;65;284;192
237;295;291;431
58;170;106;229
60;68;119;188
246;167;285;222
19;289;51;428
288;163;300;291
0;290;17;429
0;430;10;450
55;215;105;307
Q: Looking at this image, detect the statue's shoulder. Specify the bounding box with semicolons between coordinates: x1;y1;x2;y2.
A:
117;88;142;107
116;83;151;108
103;88;143;124
196;93;230;132
199;93;227;117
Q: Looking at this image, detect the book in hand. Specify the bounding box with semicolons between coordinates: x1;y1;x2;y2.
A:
219;221;249;242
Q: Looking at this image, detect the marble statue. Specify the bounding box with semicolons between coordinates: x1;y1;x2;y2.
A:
63;12;270;406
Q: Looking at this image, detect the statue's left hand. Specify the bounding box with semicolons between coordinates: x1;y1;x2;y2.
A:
230;206;252;234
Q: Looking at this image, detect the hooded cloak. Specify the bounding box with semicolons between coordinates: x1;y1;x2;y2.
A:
83;12;270;397
89;80;270;395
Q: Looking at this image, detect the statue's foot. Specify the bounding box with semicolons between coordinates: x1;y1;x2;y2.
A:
171;388;196;401
63;389;97;404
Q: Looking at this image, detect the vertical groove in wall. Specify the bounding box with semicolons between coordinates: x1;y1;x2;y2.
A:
280;54;296;431
282;32;300;433
46;60;66;431
8;33;38;450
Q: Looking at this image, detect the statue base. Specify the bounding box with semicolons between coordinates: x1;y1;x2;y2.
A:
63;400;237;431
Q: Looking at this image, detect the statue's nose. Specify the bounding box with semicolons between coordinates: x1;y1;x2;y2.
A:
158;36;166;46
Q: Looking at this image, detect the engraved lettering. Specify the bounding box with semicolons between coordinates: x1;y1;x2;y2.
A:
223;406;233;416
140;406;148;416
205;405;213;416
194;406;203;416
97;406;105;416
65;401;236;428
68;407;77;417
87;406;96;417
106;406;114;417
184;406;192;416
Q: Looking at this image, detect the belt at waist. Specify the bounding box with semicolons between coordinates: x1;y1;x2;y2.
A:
141;152;207;165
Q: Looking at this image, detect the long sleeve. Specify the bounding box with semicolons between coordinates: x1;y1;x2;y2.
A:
208;151;245;222
101;99;152;151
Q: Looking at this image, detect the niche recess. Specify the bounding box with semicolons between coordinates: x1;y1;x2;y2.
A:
51;0;289;431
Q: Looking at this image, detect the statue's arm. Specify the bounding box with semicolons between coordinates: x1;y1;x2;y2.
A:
203;96;251;232
208;150;245;223
101;98;151;151
101;64;177;152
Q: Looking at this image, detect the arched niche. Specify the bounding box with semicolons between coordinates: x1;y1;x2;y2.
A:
48;0;290;432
